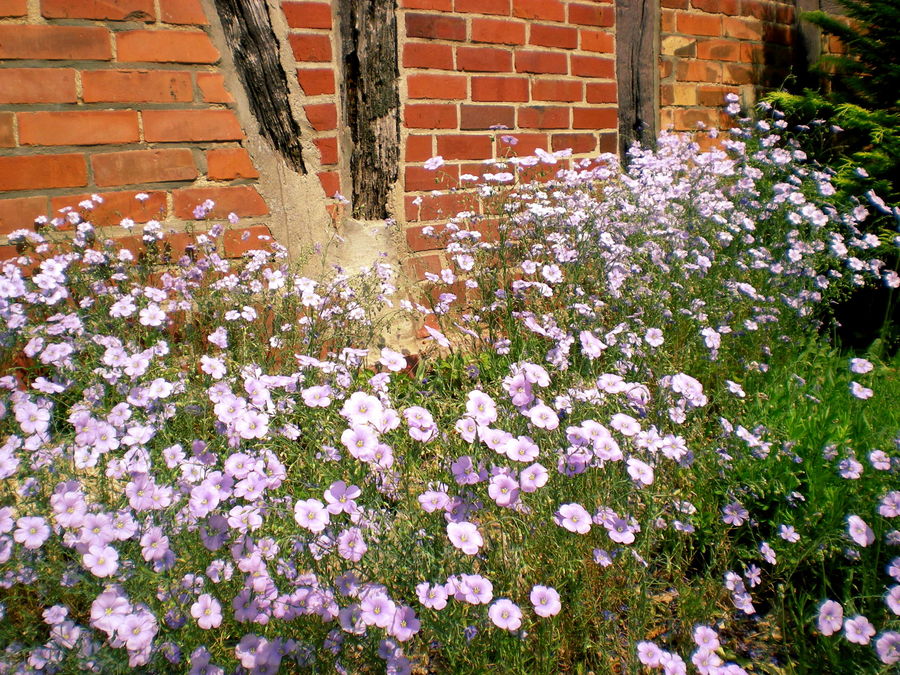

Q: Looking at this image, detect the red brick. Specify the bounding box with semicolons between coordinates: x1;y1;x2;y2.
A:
315;137;339;165
740;0;777;22
455;0;509;14
404;104;457;129
117;31;219;64
571;55;614;78
406;13;466;40
19;110;139;146
580;29;614;53
518;106;569;129
495;132;547;155
763;23;793;45
456;47;512;72
662;0;688;8
516;50;567;74
143;110;243;142
551;132;595;153
512;0;564;22
676;59;721;81
696;39;742;62
0;25;111;60
471;18;526;45
405;164;460;191
318;171;340;196
305;103;337;131
282;1;332;28
196;73;234;103
568;3;614;27
0;0;26;17
224;225;273;257
436;134;493;160
51;190;166;225
403;252;443;278
532;79;582;102
586;81;617;103
673;107;720;130
289;33;333;62
472;76;529;102
297;68;335;95
160;0;207;23
0;197;47;236
598;132;616;153
722;16;762;40
92;149;197;187
406;223;446;252
460;104;515;130
82;70;192;103
677;12;722;37
697;85;735;106
402;0;452;8
572;107;616;129
406;135;433;161
175;186;268;219
662;8;676;31
206;148;259;180
529;23;577;49
41;0;153;21
408;73;467;99
0;69;76;104
405;192;473;221
403;43;454;69
0;154;87;192
691;0;738;14
0;113;13;148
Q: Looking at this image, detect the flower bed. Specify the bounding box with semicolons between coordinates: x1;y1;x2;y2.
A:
0;99;898;673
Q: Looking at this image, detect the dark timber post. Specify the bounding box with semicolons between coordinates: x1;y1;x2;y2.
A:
616;0;659;159
211;0;306;173
338;0;400;220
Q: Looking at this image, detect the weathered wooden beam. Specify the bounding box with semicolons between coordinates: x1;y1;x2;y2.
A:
338;0;400;220
616;0;659;158
211;0;306;173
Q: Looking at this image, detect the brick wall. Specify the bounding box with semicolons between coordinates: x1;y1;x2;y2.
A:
0;0;285;260
398;0;617;278
659;0;798;136
0;0;814;268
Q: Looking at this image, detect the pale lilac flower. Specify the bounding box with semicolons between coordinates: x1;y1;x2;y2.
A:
302;385;333;408
885;585;900;615
83;544;119;578
446;521;483;555
637;641;664;667
818;599;843;636
530;585;561;617
876;631;900;665
389;606;420;642
14;516;50;549
423;155;444;171
459;574;493;605
606;517;636;545
488;474;520;507
849;358;874;374
466;390;497;425
191;594;223;629
556;503;591;534
778;525;800;543
849;381;874;400
847;515;875;547
610;413;640;436
379;348;407;372
879;491;900;517
488;599;522;631
844;614;876;645
519;462;548;492
528;403;559;430
760;541;777;564
416;582;448;610
324;480;361;515
626;458;654;486
692;625;719;651
644;328;664;347
294;499;330;533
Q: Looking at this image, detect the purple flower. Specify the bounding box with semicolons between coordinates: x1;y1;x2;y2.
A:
844;614;876;645
416;582;448;610
446;521;484;555
190;594;223;630
459;574;493;605
876;631;900;665
519;462;548;492
324;480;361;515
637;641;664;667
294;498;329;533
527;403;559;430
817;600;844;636
606;517;636;545
530;585;561;617
847;515;875;547
13;516;49;549
488;599;522;631
849;358;873;374
849;381;874;400
83;544;119;578
556;503;591;534
360;591;396;629
389;606;420;642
